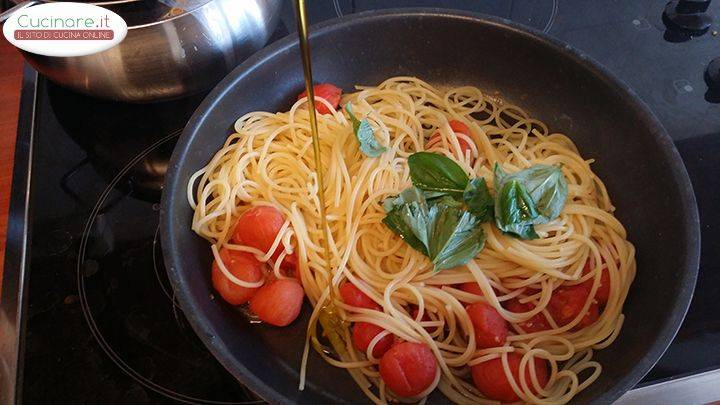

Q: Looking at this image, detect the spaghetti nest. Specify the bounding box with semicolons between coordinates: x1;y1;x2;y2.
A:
189;77;636;404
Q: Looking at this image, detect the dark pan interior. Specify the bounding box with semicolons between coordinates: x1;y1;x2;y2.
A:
161;9;700;404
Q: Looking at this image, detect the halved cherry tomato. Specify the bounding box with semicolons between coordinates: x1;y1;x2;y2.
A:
548;284;598;328
471;353;549;402
339;282;380;310
211;248;265;305
466;302;508;349
249;279;304;327
505;299;551;333
352;322;394;358
581;259;611;305
428;120;475;162
232;206;286;260
379;342;437;397
297;83;342;115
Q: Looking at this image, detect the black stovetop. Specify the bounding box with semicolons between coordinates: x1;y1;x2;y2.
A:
5;0;720;403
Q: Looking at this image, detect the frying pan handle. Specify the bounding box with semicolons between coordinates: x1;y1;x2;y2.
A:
0;0;44;24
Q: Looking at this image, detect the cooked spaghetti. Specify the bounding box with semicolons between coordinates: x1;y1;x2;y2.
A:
188;77;636;404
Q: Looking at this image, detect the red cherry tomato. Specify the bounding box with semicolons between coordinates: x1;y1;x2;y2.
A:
448;120;470;135
466;302;508;349
232;206;286;260
379;342;437;397
297;83;342;115
581;259;611;305
428;120;475;162
459;282;484;296
352;322;394;358
548;284;598;328
249;279;304;327
471;353;549;402
505;299;551;333
211;248;265;305
339;282;380;310
579;301;600;328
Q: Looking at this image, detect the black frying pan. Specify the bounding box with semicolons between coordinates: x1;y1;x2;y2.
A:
160;9;700;404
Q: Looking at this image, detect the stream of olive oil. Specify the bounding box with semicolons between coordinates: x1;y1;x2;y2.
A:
293;0;348;358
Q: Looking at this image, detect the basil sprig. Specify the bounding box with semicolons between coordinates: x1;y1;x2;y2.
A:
345;103;387;157
426;201;486;270
383;188;485;271
495;180;540;239
383;153;490;270
382;187;430;254
382;152;569;265
493;163;568;238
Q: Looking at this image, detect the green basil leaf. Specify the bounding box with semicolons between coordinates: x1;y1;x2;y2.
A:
493;163;568;224
345;103;387;158
501;222;539;240
521;165;568;223
463;178;494;222
423;190;450;201
382;187;486;269
383;210;428;254
427;202;486;271
382;187;430;253
493;163;507;186
430;194;464;210
382;199;395;214
383;188;447;213
408;152;469;197
494;180;540;239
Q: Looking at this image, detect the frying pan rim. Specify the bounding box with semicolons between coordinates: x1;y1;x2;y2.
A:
160;7;700;404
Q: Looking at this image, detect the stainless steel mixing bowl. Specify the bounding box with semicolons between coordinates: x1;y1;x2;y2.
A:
1;0;282;102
